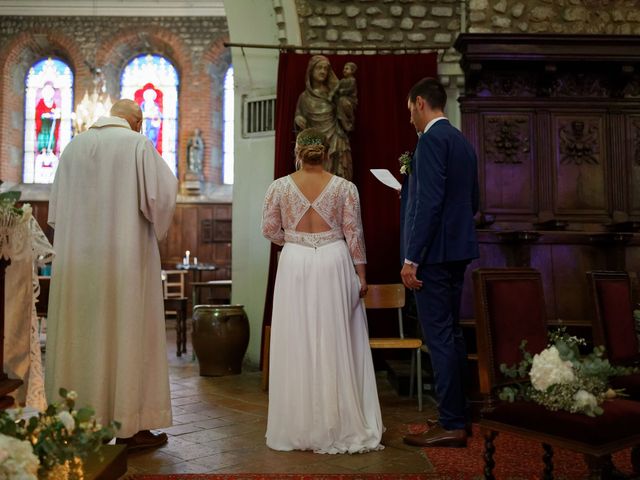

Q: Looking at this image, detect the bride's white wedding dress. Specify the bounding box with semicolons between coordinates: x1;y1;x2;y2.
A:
262;174;384;454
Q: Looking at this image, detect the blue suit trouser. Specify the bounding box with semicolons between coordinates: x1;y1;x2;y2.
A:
414;260;469;430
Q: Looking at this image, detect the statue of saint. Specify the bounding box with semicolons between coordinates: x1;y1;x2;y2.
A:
294;56;357;180
187;128;204;175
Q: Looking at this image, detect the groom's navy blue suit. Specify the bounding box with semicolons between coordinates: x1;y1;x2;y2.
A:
403;118;479;431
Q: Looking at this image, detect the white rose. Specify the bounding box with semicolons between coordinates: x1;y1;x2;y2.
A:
529;346;575;391
57;411;75;431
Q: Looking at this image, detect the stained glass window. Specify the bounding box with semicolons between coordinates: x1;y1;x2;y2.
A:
223;66;234;184
23;58;74;184
121;54;179;175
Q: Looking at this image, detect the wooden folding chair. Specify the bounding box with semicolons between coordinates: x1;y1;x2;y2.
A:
364;284;423;411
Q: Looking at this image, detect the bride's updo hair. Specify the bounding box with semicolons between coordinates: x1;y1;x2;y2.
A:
295;128;328;166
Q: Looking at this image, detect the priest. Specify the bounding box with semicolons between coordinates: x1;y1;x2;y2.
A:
45;99;178;451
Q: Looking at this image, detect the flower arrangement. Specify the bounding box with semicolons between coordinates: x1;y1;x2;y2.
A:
0;389;119;479
499;328;638;417
0;434;39;480
398;151;412;175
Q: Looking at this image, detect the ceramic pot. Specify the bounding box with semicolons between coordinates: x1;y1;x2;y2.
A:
192;305;250;376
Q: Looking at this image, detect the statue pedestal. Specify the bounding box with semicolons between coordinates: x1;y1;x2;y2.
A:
183;171;202;195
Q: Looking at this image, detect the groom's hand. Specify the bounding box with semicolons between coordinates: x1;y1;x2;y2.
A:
401;263;423;290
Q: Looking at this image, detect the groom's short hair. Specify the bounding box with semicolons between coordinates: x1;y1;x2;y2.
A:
408;77;447;111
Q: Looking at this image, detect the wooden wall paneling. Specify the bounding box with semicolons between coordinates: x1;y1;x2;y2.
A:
549;243;607;322
162;205;184;266
481;112;536;214
609;111;627;217
461;240;508;319
536;110;553;219
552;113;608;216
198;205;215;264
626;114;640;216
180;205;199;262
529;243;556;320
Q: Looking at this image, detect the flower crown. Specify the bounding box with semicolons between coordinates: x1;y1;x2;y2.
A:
297;136;324;147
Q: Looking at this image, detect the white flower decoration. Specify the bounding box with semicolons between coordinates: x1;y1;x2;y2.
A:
573;389;598;411
529;346;575;391
57;411;75;432
0;434;39;480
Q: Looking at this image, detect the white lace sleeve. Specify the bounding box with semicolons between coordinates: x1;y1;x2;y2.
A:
262;181;285;246
342;182;366;265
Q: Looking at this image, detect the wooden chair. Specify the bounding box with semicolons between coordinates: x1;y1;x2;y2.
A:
161;270;188;357
162;269;186;299
586;271;640;400
364;284;423;411
474;268;640;479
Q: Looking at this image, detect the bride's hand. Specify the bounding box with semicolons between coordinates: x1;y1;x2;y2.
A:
359;277;368;298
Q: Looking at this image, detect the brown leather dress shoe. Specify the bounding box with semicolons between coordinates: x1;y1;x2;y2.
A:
403;424;467;448
116;430;168;453
426;417;473;436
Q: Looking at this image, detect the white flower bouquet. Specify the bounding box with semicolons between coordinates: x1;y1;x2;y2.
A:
0;434;39;480
0;389;119;478
499;328;638;416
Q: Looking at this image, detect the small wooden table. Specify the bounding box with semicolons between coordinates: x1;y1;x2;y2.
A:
163;297;188;356
191;279;232;306
84;444;127;480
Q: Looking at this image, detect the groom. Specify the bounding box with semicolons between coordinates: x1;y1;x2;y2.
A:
400;77;479;448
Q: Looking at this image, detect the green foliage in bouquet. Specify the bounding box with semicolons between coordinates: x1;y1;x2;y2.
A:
0;389;120;477
499;328;638;417
0;190;23;216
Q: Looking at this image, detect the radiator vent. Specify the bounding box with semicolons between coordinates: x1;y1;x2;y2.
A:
242;95;276;137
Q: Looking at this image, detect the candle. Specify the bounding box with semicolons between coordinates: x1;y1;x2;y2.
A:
185;250;191;264
194;257;198;265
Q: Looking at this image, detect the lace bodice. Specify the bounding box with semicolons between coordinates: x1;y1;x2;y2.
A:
262;175;366;264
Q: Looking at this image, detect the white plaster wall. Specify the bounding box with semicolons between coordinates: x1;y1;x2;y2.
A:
224;0;300;366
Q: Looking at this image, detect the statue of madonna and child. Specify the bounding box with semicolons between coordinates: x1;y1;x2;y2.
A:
294;56;358;181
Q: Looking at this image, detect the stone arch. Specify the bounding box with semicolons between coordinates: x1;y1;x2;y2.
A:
0;30;85;182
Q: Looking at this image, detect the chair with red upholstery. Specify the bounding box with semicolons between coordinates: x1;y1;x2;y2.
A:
586;271;640;400
474;268;640;479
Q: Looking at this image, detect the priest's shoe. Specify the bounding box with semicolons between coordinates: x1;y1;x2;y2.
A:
426;417;473;436
116;430;168;453
403;424;467;448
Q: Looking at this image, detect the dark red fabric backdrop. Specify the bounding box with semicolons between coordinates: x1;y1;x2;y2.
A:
261;52;438;360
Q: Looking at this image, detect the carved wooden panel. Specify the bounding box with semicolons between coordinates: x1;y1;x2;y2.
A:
552;115;607;215
481;113;535;213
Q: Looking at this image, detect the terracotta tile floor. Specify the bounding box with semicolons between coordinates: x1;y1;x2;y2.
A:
122;321;439;476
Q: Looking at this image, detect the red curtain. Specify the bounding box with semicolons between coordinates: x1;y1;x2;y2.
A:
262;51;438;360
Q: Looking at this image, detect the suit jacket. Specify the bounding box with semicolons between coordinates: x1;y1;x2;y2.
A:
403;119;479;265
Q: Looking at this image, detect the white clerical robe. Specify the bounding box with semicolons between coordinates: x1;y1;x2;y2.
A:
45;116;178;437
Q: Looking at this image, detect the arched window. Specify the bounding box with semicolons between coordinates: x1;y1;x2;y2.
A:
223;66;234;184
121;54;179;175
23;58;74;184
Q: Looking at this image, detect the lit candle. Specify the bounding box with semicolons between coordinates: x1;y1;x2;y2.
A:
185;250;191;264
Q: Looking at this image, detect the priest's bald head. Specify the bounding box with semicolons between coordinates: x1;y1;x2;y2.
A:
110;99;143;133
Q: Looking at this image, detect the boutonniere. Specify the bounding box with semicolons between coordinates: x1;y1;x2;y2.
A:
399;151;413;175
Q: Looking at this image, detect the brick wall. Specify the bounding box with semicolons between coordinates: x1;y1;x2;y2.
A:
0;16;229;184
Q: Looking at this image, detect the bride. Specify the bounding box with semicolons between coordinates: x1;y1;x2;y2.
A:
261;128;383;454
